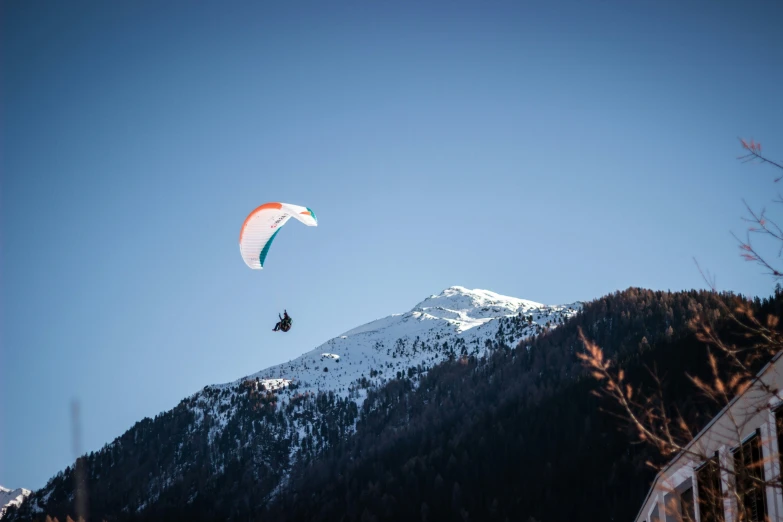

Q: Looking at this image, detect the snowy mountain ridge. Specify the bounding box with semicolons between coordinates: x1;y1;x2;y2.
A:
10;286;582;519
221;286;579;398
0;486;31;520
342;286;547;337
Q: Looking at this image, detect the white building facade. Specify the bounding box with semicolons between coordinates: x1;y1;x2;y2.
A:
634;352;783;522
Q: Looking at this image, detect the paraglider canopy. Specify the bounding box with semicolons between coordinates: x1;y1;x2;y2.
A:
239;202;317;269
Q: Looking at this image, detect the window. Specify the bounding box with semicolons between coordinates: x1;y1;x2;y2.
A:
732;431;767;522
664;480;697;522
696;454;724;522
680;486;695;521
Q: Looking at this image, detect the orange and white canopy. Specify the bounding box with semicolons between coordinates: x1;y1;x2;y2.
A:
239;202;317;269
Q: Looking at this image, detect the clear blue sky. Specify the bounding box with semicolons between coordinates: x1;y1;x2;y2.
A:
2;0;781;490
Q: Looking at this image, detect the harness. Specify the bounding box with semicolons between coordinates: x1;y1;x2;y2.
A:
280;316;292;332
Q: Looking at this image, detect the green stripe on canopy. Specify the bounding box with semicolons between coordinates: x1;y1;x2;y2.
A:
259;229;281;267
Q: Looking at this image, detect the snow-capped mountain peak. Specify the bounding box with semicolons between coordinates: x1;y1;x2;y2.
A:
240;286;580;401
416;286;544;312
339;286;550;338
410;286;546;329
0;486;31;519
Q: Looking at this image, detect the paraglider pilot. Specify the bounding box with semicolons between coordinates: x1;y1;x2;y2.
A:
273;310;292;332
